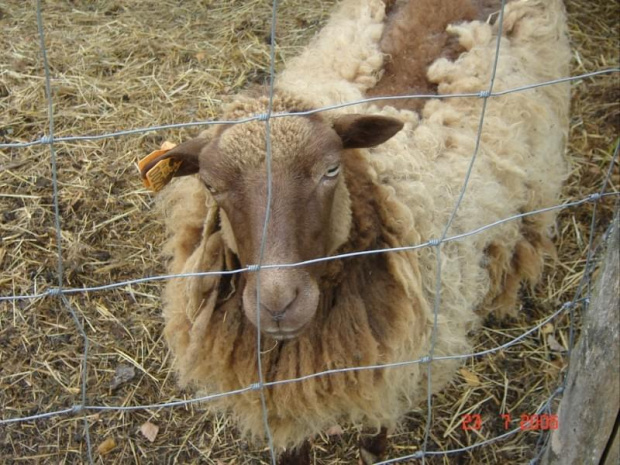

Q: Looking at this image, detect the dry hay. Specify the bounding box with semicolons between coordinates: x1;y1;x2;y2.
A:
0;0;618;463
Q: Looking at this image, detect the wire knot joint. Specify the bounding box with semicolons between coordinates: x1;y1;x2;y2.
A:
256;113;270;122
561;301;574;310
46;287;62;297
247;264;261;272
39;135;53;145
71;404;84;414
478;90;491;98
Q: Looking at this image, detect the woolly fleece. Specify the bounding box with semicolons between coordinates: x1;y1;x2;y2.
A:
157;0;570;450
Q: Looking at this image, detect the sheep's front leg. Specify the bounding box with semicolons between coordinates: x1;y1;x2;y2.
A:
359;427;389;464
278;440;310;465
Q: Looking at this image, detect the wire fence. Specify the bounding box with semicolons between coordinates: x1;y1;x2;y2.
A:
0;0;619;464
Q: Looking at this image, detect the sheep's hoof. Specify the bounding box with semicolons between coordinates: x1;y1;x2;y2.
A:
359;427;388;464
383;0;398;14
359;446;379;465
278;440;310;465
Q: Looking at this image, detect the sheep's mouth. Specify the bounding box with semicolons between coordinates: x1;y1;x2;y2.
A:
263;326;305;341
242;268;320;340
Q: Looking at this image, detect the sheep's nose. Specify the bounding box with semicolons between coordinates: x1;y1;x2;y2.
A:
242;268;319;337
260;288;299;321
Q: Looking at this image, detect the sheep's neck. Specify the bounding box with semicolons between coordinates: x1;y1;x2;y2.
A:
316;149;390;308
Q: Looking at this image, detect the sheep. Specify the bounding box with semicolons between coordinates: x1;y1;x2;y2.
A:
140;0;570;462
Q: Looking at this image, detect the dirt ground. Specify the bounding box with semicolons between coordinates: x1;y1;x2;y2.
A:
0;0;618;463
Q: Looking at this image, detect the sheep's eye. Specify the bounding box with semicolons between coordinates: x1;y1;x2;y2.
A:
324;164;341;178
202;180;218;195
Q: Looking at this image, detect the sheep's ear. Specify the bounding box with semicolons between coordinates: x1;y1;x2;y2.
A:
140;138;207;177
332;114;404;149
139;137;209;192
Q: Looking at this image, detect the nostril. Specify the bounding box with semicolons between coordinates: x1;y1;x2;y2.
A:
261;288;299;321
261;304;287;321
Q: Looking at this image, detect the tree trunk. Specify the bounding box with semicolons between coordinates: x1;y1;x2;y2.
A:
542;213;619;465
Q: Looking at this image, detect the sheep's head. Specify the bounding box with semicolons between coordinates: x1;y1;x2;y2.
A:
143;97;403;340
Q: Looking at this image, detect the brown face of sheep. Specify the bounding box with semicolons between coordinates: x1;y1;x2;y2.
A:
143;113;403;339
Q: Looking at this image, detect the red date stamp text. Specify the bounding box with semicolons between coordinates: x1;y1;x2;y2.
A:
461;413;559;431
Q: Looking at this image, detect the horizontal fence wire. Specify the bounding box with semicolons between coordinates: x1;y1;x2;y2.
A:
0;192;617;303
0;294;590;425
0;0;618;464
0;69;617;150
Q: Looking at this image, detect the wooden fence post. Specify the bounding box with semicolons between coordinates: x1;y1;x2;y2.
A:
542;213;619;464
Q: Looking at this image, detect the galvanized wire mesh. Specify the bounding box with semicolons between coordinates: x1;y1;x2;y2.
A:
0;1;618;464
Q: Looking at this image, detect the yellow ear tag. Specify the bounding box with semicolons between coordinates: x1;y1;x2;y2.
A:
138;141;179;192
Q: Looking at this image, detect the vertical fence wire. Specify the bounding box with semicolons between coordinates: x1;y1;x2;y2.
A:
34;1;93;463
567;140;620;358
530;139;619;465
420;1;507;460
254;0;281;462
